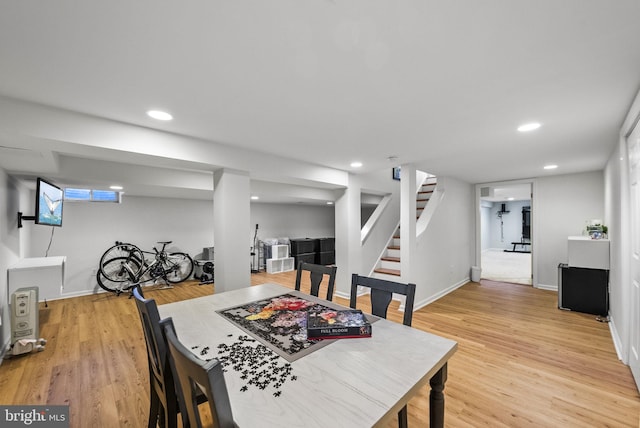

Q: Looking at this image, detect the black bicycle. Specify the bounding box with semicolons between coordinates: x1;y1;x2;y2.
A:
97;241;194;295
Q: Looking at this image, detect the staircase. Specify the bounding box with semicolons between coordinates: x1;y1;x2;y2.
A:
416;177;437;218
373;176;437;279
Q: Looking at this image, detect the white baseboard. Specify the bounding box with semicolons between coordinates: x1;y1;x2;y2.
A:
608;316;626;363
535;283;558;291
413;277;469;312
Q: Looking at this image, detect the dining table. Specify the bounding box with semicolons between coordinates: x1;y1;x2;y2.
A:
158;282;458;427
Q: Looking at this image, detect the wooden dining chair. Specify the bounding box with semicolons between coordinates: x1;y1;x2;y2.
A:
163;318;237;428
349;274;416;428
295;261;337;301
132;286;205;428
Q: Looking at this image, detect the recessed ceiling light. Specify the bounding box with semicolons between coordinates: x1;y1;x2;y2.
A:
507;197;514;201
350;161;363;168
326;201;334;205
147;110;173;121
543;164;558;170
250;196;259;200
517;122;541;132
110;185;123;190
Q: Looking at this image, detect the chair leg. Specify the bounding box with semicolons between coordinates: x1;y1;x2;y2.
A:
148;389;161;428
164;395;179;428
398;405;408;428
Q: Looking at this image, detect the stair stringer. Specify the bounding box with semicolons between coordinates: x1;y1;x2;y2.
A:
417;178;445;239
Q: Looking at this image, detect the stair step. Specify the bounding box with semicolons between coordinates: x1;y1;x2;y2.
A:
374;268;401;276
381;256;400;262
388;245;400;250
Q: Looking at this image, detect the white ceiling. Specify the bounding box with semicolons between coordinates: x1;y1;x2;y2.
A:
0;1;639;201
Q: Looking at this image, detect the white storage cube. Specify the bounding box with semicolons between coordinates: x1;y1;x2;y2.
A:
271;245;289;259
266;257;295;273
281;257;294;272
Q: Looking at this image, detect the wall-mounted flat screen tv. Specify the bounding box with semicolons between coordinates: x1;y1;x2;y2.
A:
35;177;63;227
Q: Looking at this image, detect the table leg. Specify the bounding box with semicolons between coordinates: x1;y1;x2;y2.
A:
429;363;448;428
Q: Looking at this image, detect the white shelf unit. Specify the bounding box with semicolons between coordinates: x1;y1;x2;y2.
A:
8;256;66;302
266;257;295;274
266;244;294;274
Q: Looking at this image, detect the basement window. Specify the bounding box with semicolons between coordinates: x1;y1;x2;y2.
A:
64;188;121;203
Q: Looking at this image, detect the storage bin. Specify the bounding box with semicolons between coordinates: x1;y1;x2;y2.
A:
293;253;316;266
315;251;335;265
318;238;335;252
290;239;318;256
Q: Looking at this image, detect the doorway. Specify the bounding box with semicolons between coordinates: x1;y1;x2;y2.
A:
477;182;533;285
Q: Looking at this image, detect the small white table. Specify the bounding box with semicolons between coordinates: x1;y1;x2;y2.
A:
159;283;457;427
7;256;65;302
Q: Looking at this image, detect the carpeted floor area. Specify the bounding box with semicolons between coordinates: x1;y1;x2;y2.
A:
481;248;532;285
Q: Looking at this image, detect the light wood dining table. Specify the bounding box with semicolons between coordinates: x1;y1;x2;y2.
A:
158;282;457;427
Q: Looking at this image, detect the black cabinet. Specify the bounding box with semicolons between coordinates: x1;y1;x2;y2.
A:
558;263;608;316
290;238;335;266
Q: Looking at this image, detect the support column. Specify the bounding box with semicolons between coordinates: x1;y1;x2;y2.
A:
334;177;361;297
400;163;417;282
213;169;251;292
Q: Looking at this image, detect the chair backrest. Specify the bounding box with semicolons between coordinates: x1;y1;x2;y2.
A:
132;286;183;426
295;262;337;301
163;318;235;428
349;274;416;326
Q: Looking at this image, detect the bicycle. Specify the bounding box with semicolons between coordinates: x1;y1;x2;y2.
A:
97;241;194;295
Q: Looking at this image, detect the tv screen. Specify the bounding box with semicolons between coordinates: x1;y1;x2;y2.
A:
35;177;63;227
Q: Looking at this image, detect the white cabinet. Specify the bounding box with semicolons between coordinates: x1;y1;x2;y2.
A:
7;256;66;302
567;236;610;270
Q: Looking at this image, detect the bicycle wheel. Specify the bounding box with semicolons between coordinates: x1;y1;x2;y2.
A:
100;256;142;284
164;252;194;283
96;260;139;294
99;243;144;282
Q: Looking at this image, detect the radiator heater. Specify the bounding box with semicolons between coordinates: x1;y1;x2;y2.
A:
9;287;46;356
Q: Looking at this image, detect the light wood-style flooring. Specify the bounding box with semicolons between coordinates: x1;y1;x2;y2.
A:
0;272;638;427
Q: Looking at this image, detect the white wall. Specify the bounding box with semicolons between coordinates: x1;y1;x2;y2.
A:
0;169;23;350
26;195;215;297
604;88;640;368
605;139;628;360
487;200;531;250
480;200;492;251
535;171;604;288
19;193;338;299
357;169;401;277
412;176;475;306
250;203;334;245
